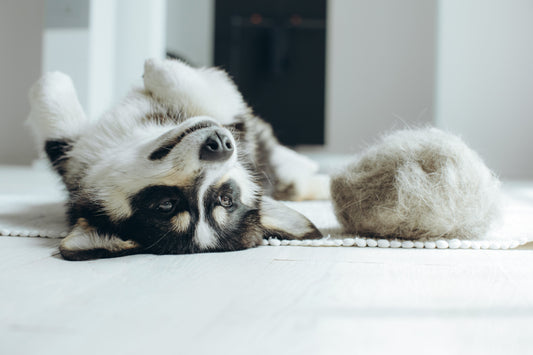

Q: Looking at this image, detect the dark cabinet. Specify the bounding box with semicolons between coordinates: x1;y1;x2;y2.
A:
214;0;327;146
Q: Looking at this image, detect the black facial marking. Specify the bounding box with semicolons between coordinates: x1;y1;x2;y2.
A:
203;179;262;251
45;139;73;176
123;185;198;253
149;141;178;161
225;120;246;134
63;171;266;259
149;122;216;160
224;117;247;143
61;247;139;261
67;196;115;232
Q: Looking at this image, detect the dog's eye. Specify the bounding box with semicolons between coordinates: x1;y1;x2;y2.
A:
218;194;233;208
156;200;175;213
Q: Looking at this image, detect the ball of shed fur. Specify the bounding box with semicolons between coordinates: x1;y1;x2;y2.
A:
331;128;501;240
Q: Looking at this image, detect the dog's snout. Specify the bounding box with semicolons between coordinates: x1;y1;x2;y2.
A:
200;132;234;161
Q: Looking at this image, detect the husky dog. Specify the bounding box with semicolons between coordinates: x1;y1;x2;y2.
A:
27;59;329;261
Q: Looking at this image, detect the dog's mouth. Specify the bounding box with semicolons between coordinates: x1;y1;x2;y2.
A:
149;121;217;161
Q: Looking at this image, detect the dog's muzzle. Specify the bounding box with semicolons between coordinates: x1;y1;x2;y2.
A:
200;131;234;161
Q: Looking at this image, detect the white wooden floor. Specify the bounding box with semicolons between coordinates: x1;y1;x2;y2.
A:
1;165;533;355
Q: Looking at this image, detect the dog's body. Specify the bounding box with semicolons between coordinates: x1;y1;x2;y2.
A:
27;59;328;260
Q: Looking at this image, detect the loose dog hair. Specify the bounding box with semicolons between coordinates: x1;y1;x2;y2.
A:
27;59;329;260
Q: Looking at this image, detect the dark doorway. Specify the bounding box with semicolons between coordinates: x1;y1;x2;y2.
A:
214;0;327;146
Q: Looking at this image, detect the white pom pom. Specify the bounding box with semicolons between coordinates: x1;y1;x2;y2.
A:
460;240;472;249
377;239;390;248
342;238;355;246
390;240;402;248
367;239;378;247
489;242;501;250
414;241;425;249
402;241;414;249
269;238;281;246
500;241;510;250
436;240;449;249
424;241;436;249
311;239;323;246
355;238;367;247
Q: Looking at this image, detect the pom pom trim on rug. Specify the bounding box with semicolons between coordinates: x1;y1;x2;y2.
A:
262;236;529;250
0;229;528;250
0;229;67;239
1;195;531;251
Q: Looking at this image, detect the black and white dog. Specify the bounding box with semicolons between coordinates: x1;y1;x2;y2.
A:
27;59;329;260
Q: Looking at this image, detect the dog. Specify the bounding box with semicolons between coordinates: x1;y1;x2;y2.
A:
27;58;329;261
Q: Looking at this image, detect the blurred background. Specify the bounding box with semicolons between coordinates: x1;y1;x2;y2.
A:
0;0;532;179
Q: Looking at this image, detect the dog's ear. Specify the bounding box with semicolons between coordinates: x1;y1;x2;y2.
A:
257;197;323;240
59;219;140;261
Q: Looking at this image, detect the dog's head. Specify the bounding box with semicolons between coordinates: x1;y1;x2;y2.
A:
28;59;322;260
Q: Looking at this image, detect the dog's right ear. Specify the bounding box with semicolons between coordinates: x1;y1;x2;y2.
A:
256;197;323;241
27;72;89;174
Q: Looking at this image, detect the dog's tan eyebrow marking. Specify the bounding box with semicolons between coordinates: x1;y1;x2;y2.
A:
149;122;215;160
212;206;229;227
171;212;191;233
214;173;231;188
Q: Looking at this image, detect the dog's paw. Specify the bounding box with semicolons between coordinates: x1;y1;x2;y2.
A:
30;72;74;102
143;58;246;124
27;72;87;145
302;174;331;200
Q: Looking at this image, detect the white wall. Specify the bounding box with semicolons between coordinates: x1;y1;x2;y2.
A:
88;0;166;119
0;0;166;165
0;1;45;164
2;0;532;180
44;0;166;120
43;28;90;111
87;0;117;119
436;0;533;180
114;0;167;102
166;0;214;67
43;0;90;114
325;0;437;153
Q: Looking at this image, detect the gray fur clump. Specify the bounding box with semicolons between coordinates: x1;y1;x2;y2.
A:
331;128;502;240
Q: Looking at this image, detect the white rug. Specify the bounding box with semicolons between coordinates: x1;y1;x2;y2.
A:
1;189;532;250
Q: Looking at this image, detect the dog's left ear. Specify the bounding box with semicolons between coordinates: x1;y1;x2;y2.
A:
257;197;323;240
59;218;141;261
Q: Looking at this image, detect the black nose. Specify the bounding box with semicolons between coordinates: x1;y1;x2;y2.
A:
199;132;234;161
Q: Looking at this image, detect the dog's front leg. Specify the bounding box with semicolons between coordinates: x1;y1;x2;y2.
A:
269;144;330;201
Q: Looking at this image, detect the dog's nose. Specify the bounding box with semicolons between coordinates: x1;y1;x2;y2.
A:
199;132;234;161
